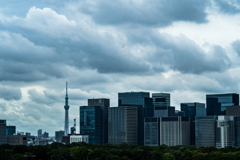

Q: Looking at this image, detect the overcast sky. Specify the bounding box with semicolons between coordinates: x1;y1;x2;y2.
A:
1;0;240;136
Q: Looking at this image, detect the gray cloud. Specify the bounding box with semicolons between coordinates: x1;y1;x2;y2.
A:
232;40;240;56
214;0;240;14
0;85;22;101
0;7;230;79
79;0;209;26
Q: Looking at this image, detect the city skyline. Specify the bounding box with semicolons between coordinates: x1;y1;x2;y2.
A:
1;0;240;136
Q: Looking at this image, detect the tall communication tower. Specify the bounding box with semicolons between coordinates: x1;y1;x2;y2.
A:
64;82;70;136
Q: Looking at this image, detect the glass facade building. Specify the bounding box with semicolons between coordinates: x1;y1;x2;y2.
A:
181;102;206;145
206;93;239;116
6;126;16;135
108;106;138;145
154;106;175;117
144;117;160;146
118;92;154;145
196;116;240;148
144;117;190;146
80;106;102;145
152;93;170;107
88;98;110;145
195;116;217;147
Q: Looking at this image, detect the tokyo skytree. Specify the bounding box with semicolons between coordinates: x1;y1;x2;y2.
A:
64;82;69;135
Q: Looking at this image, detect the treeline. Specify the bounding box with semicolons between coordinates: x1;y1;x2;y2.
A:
1;142;240;160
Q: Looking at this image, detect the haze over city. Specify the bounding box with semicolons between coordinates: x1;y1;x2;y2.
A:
1;0;240;136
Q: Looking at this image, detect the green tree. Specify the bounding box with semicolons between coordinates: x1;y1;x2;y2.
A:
70;146;92;160
163;153;175;160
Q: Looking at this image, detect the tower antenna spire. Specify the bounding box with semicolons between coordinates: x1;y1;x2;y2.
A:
66;81;68;95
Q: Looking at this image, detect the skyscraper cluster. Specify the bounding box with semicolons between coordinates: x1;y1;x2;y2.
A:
77;91;240;148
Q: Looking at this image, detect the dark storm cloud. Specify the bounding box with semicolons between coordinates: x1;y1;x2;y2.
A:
0;85;22;101
214;0;240;14
0;5;231;84
80;0;210;26
126;29;231;74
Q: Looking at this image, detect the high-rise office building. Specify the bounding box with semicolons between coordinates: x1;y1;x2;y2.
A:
215;116;235;148
175;110;185;117
181;102;206;145
108;106;138;145
195;116;217;147
195;116;240;148
118;92;154;145
152;93;170;107
154;106;175;117
80;106;102;145
118;92;154;117
6;126;16;135
55;130;64;142
144;117;160;146
144;117;190;146
88;98;110;145
160;117;190;146
226;105;240;116
64;82;70;135
38;129;42;138
206;93;239;116
0;120;7;144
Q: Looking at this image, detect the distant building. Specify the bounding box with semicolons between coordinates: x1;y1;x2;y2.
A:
160;117;190;146
226;106;240;116
88;98;110;145
175;110;185;117
7;135;28;145
152;93;170;107
144;117;160;146
108;106;138;145
80;106;102;145
62;135;70;144
55;130;64;142
6;126;16;135
17;132;24;135
195;116;217;147
0;120;7;144
70;127;74;135
144;117;190;146
206;93;239;116
215;116;235;148
43;132;49;138
25;132;31;136
35;139;51;146
38;129;42;138
118;92;154;145
70;135;89;143
154;106;175;117
195;116;240;148
181;102;206;145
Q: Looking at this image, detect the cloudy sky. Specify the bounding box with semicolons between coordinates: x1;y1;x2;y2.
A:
1;0;240;136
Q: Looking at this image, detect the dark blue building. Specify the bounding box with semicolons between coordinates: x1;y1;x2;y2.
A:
118;92;154;117
80;106;102;145
181;102;206;145
88;98;110;145
6;126;16;135
118;92;154;145
207;93;239;116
